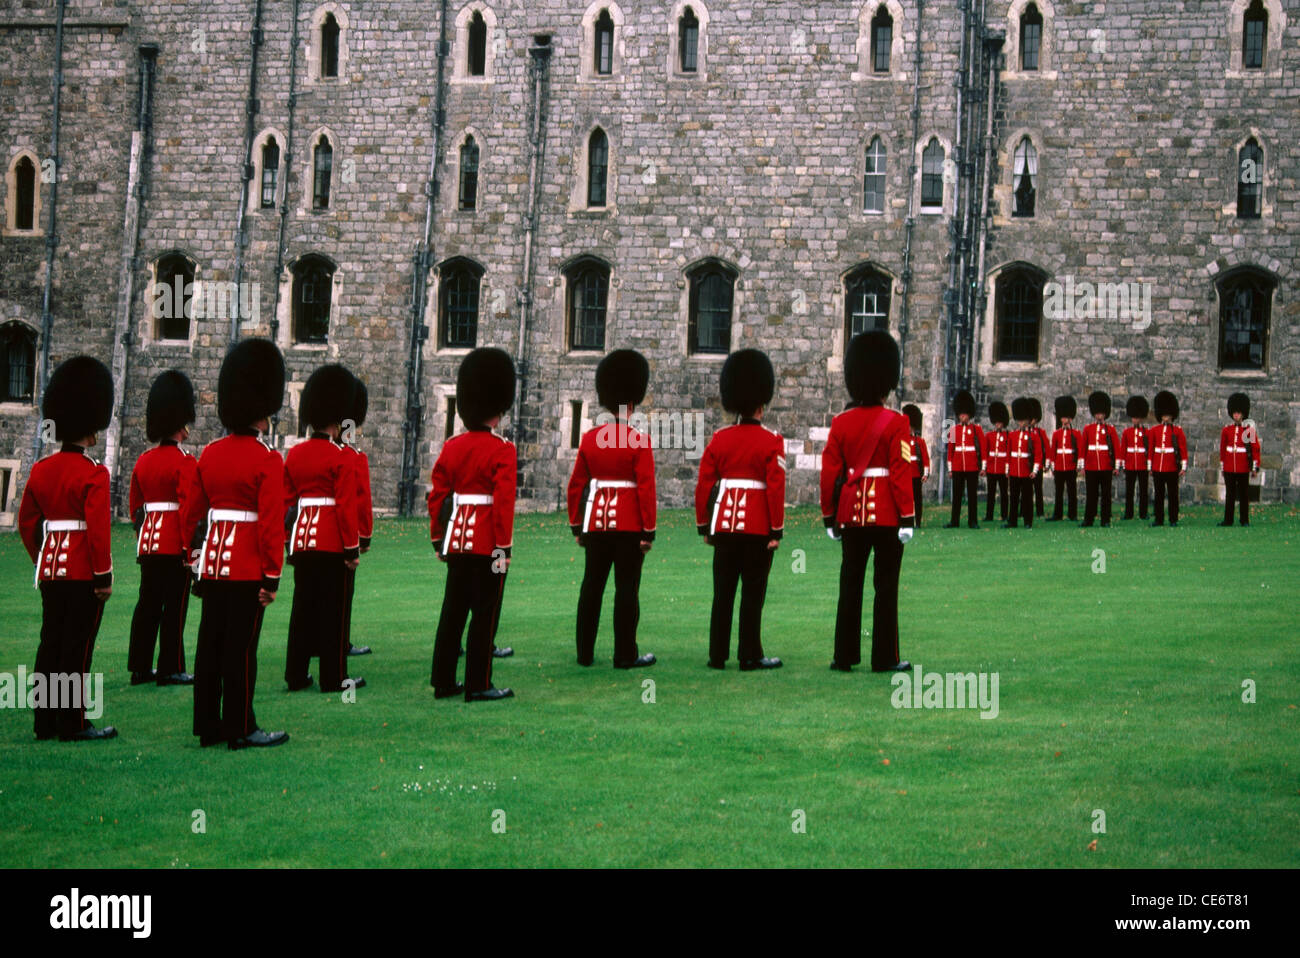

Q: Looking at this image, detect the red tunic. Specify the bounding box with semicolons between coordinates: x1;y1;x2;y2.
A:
1006;427;1044;479
1121;426;1151;471
694;421;786;538
946;422;984;472
566;421;657;538
283;435;360;559
1219;423;1260;474
19;446;114;587
1050;427;1083;471
344;445;374;549
181;431;286;591
907;435;931;479
1032;427;1050;471
982;428;1009;475
427;428;517;556
1081;422;1120;471
820;405;915;528
128;440;198;557
1149;423;1187;473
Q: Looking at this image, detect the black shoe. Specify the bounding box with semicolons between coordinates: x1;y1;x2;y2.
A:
229;729;289;750
157;672;194;686
348;645;372;656
613;654;656;669
199;734;225;748
1045;516;1061;522
942;521;960;529
739;657;783;671
286;675;314;692
1100;521;1110;527
707;659;725;670
492;646;514;658
35;730;57;741
466;687;514;702
1169;521;1179;527
829;661;853;672
130;670;156;686
1150;521;1164;527
1217;520;1232;526
322;677;366;693
873;660;912;673
968;521;979;529
1002;521;1017;529
433;683;465;699
576;656;594;667
60;724;118;742
1079;521;1093;527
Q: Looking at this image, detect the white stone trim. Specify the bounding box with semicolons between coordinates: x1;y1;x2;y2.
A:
853;0;908;82
1003;0;1057;81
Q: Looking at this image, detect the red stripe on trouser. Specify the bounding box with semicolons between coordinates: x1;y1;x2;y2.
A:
244;604;263;735
78;599;105;731
485;571;507;688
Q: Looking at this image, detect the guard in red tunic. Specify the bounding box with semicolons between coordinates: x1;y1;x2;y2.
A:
1120;395;1151;521
822;331;915;673
1046;395;1082;522
283;364;363;695
1149;390;1187;527
567;349;657;669
1029;399;1049;518
182;338;289;749
981;401;1009;523
943;389;983;529
901;404;930;524
126;370;197;687
342;376;373;657
1218;392;1260;527
19;356;117;741
695;349;784;671
1004;397;1044;528
428;347;517;701
1080;390;1120;527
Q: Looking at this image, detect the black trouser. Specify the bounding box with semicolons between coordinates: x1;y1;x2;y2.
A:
1152;471;1179;524
285;553;350;692
949;471;979;525
431;553;506;694
128;555;190;676
1052;470;1078;520
1033;472;1045;516
984;474;1008;521
709;534;774;665
1007;476;1035;527
575;532;645;665
833;527;904;671
1223;472;1251;525
1124;470;1149;519
911;478;923;524
343;564;357;649
1083;471;1114;525
193;581;266;744
34;582;106;738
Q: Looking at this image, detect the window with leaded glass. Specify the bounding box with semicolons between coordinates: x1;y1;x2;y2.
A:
1237;139;1262;219
587;129;608;208
155;254;194;342
567;260;609;351
321;14;340;78
1020;4;1042;71
313;136;333;210
0;323;36;403
688;265;734;354
921;138;944;209
260;138;279;209
995;268;1043;362
1243;0;1267;69
595;10;614;75
864;137;886;213
1218;270;1272;370
292;255;334;344
871;7;892;73
844;266;891;340
468;11;487;76
1013;137;1037;217
439;260;481;349
679;8;699;73
459;137;479;211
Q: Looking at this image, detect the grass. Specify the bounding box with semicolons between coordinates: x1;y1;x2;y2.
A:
1;504;1297;868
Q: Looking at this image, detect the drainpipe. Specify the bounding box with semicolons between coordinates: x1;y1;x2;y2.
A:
270;0;302;349
231;0;265;345
972;23;1004;396
897;0;923;404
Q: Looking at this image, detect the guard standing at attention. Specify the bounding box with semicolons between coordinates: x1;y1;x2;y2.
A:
1120;395;1151;521
1149;390;1187;527
1004;397;1043;529
901;404;930;525
1047;395;1082;522
944;389;983;529
982;401;1009;523
1029;399;1049;518
1080;390;1120;528
1218;392;1260;527
341;375;373;658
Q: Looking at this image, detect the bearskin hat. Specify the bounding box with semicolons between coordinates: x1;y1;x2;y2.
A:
1088;390;1112;418
1029;398;1043;422
350;375;368;428
300;364;357;432
145;370;196;442
1152;390;1179;421
43;355;114;442
952;389;976;418
720;348;775;417
1126;395;1149;420
1227;392;1250;418
595;349;649;413
988;401;1009;426
845;330;900;405
457;347;516;427
1010;397;1033;423
217;338;284;431
902;403;923;433
1054;395;1077;419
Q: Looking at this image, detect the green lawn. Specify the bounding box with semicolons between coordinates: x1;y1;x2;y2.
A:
1;505;1297;868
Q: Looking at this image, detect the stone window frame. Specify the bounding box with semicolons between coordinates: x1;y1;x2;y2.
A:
580;2;625;82
144;250;201;348
827;261;900;374
248;127;288;216
683;257;740;358
570;124;617;215
993;129;1047;224
853;0;907;82
302;127;340;215
306;3;351;85
667;1;709;82
1226;0;1285;78
979;260;1051;373
557;396;595;462
453;3;498;84
555;253;617;358
1229;130;1270;220
1003;0;1056;81
0;456;23;527
0;322;38;410
914;132;954;216
277;252;344;352
859;131;892;219
1212;264;1277;376
451;127;484;215
432;255;486;355
3;148;44;237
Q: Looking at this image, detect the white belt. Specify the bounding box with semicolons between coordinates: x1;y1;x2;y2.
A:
1155;446;1175;454
583;480;635;534
710;478;769;535
138;502;180;554
198;510;259;579
36;520;88;588
953;446;976;452
290;498;340;556
442;494;494;552
1226;446;1246;453
862;468;889;478
1088;445;1108;451
298;497;336;508
144;501;180;513
1125;448;1145;454
1011;452;1031;458
210;509;258;522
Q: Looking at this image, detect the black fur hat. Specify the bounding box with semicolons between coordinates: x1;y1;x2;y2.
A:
145;370;196;442
952;389;976;418
720;349;775;416
1126;395;1149;419
350;376;368;428
1227;392;1250;417
1153;390;1179;421
1088;390;1112;418
300;364;356;432
1029;398;1043;422
457;347;516;427
1010;397;1033;422
1054;395;1077;419
902;403;922;433
845;330;899;405
218;338;284;430
43;355;114;442
595;349;649;413
988;401;1009;426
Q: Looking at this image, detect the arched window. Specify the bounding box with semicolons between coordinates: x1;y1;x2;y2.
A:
154;253;195;342
12;155;36;231
468;11;487;76
1020;3;1043;70
566;259;609;351
995;267;1044;362
313;135;333;210
688;263;734;354
864;137;886;213
292;255;335;344
679;7;700;73
587;129;608;208
871;7;893;73
0;323;36;403
921;138;944;210
845;266;891;340
320;13;340;78
1218;268;1273;369
459;136;480;211
439;259;482;349
1013;137;1037;217
1243;0;1267;69
1237;138;1262;219
595;9;615;75
260;137;280;209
